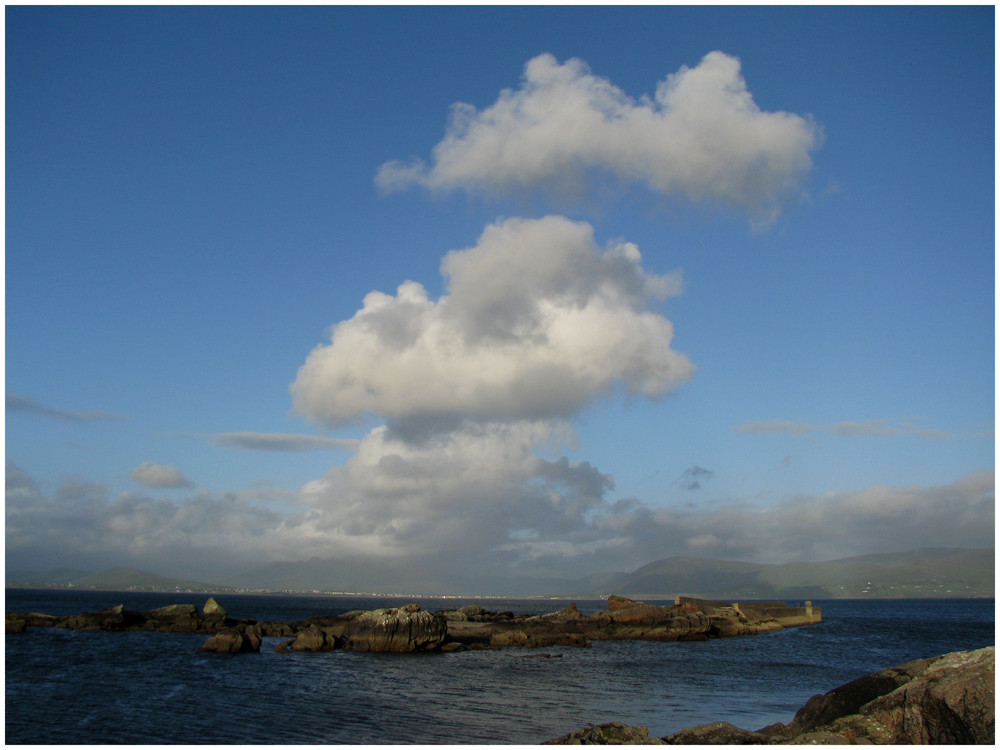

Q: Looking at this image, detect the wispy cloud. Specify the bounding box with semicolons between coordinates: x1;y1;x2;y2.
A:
736;418;953;440
6;393;124;424
206;432;360;453
377;52;819;219
129;462;194;489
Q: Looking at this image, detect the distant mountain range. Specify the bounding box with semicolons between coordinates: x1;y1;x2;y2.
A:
6;547;993;599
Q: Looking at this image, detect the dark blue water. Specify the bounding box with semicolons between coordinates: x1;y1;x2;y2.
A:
5;590;994;744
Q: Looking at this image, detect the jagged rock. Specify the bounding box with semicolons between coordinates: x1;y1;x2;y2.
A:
663;721;771;744
199;628;261;654
546;721;665;744
202;597;226;618
344;605;447;652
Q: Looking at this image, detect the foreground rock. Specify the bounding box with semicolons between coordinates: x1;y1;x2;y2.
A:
546;646;995;745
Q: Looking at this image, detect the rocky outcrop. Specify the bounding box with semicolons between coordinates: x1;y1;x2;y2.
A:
198;628;261;654
8;594;818;655
546;647;995;745
343;604;448;652
146;603;202;632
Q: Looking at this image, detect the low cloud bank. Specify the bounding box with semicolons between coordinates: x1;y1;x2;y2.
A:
7;460;992;585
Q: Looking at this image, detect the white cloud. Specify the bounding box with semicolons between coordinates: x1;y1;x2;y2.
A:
291;216;692;431
129;461;195;489
377;52;819;217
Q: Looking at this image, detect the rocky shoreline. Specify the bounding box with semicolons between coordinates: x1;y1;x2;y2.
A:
546;646;995;745
6;594;820;653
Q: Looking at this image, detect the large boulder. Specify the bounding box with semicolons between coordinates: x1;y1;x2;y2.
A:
778;646;995;744
343;604;447;652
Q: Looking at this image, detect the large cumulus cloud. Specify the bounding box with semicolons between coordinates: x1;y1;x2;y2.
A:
377;52;819;216
291;216;693;431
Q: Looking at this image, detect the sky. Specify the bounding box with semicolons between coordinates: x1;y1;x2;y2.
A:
5;5;995;590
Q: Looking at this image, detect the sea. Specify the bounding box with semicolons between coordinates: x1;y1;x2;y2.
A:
4;589;995;745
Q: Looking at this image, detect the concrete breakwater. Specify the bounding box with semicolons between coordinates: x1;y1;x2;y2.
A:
6;594;821;654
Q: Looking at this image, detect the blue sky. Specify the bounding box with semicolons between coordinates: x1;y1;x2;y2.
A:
6;6;994;588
